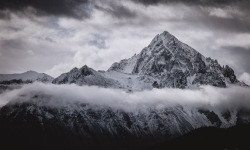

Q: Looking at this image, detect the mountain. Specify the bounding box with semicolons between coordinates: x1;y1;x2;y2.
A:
0;31;249;150
52;65;156;91
108;31;244;88
52;65;119;88
0;71;54;94
0;71;54;84
53;31;246;90
0;31;245;89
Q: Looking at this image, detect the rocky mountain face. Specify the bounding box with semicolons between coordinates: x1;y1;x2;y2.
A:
52;65;119;88
53;31;245;90
108;31;244;88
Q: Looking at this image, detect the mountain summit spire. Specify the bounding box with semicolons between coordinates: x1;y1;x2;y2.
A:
53;31;246;90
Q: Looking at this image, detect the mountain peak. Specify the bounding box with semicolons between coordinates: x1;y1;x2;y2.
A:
52;64;119;87
106;31;244;89
79;65;94;76
53;31;246;89
80;65;90;69
70;67;78;72
161;30;175;38
150;31;178;46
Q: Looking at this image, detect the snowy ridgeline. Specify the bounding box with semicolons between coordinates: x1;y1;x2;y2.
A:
52;31;247;91
0;31;248;91
0;31;247;91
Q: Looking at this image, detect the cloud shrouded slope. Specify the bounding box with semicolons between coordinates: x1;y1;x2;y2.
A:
1;83;250;112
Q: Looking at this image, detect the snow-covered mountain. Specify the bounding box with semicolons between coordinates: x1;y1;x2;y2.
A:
53;31;246;90
52;65;119;88
0;31;245;89
0;31;249;150
0;71;54;83
52;65;157;91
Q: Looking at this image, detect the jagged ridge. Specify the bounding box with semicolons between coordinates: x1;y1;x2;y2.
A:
53;31;246;90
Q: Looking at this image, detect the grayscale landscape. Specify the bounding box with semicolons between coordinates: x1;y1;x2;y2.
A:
0;0;250;150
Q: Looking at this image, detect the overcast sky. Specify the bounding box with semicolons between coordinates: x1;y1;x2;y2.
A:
0;0;250;83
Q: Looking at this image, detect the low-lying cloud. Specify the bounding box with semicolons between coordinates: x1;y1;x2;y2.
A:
0;0;91;19
0;83;250;112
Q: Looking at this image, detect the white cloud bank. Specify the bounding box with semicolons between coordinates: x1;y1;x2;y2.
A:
0;83;250;112
239;72;250;85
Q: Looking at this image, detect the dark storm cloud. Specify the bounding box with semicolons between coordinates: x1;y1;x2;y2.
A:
129;0;250;34
95;2;137;19
0;0;91;19
166;7;250;34
200;15;250;33
0;10;11;19
1;0;249;19
133;0;240;6
0;0;138;19
95;0;250;34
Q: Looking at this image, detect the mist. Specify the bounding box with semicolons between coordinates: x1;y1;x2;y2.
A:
0;83;249;113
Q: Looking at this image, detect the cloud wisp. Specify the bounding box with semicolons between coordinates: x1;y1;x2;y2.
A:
0;83;250;112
